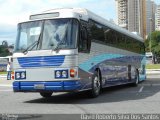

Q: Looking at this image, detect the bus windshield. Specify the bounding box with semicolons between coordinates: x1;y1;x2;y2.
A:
15;18;79;52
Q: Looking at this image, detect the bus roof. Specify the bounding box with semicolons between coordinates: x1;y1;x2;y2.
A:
30;8;143;42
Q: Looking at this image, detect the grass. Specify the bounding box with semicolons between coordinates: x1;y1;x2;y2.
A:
146;64;160;69
0;72;7;74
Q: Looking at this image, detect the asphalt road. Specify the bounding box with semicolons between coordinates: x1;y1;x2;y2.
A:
0;74;160;119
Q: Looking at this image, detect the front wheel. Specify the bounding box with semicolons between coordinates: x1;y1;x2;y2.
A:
90;71;101;98
40;92;53;98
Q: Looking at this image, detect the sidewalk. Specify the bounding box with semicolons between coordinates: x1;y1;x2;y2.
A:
0;75;13;86
146;69;160;74
0;74;7;78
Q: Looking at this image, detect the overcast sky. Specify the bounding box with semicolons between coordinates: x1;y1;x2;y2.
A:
0;0;159;45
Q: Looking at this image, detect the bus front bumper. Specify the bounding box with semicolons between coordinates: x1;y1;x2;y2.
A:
13;80;81;92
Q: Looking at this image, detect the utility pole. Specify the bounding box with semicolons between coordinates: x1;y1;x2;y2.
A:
149;18;153;52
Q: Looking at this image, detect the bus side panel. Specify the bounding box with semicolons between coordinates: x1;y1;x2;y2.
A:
78;42;145;88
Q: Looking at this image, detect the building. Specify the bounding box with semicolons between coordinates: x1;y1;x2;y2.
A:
155;5;160;30
115;0;146;39
115;0;128;29
146;0;156;36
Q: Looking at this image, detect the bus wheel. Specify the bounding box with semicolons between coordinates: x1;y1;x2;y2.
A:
90;71;101;98
132;70;139;86
40;92;53;98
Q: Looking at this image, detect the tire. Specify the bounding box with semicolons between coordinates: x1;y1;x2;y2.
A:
90;70;101;98
132;70;139;86
40;92;53;98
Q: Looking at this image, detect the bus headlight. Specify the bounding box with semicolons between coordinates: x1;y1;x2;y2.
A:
62;70;68;78
16;73;20;79
55;70;68;79
15;71;26;80
55;71;61;78
21;72;26;79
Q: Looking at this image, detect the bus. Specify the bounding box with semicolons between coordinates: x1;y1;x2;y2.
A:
12;8;146;98
146;52;153;64
0;56;12;72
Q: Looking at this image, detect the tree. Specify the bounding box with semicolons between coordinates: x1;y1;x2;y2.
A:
145;31;160;63
2;40;8;47
144;38;150;52
0;40;12;57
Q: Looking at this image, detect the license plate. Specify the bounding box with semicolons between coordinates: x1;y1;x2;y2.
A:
34;84;45;90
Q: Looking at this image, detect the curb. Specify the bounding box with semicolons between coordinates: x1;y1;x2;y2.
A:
0;76;7;78
146;69;160;74
0;74;7;78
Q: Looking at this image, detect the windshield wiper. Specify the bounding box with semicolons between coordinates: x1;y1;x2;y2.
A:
23;22;44;54
53;39;65;51
53;23;69;51
23;40;39;54
23;31;42;54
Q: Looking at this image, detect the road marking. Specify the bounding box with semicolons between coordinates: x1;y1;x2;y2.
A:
139;86;144;93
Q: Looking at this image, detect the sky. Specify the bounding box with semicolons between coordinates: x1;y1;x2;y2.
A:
0;0;160;45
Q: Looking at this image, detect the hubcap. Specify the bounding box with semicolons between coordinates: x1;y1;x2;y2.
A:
94;76;100;93
136;76;139;84
135;72;139;84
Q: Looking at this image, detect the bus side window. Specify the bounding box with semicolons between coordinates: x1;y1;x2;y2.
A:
79;26;90;53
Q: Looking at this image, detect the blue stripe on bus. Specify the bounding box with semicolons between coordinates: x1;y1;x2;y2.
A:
17;56;65;68
13;81;81;91
79;54;124;72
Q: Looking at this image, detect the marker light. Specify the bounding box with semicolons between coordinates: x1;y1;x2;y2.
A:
11;71;14;80
70;69;77;78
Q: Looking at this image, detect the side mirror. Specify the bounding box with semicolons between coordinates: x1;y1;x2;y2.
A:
81;27;88;40
79;26;91;53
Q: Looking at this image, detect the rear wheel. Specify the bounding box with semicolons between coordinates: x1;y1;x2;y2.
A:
90;70;101;98
40;92;53;98
132;70;139;86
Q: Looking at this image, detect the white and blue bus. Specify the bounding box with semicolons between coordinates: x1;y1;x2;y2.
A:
13;8;146;98
0;56;12;72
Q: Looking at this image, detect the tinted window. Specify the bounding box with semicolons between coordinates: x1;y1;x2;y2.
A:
89;19;144;54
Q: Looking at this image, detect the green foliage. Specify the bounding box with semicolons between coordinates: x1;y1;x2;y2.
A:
0;45;11;57
146;64;160;69
0;72;7;75
145;31;160;63
145;31;160;53
150;31;160;52
144;39;149;52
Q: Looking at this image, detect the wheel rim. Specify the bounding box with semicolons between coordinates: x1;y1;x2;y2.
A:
93;76;100;94
136;76;139;84
135;72;139;84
